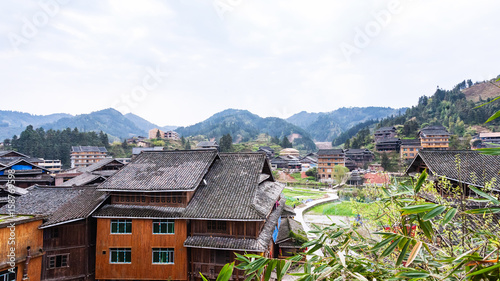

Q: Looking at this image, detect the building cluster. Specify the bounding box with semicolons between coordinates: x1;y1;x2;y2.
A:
374;125;451;159
148;128;180;141
0;149;304;281
471;132;500;149
317;149;375;181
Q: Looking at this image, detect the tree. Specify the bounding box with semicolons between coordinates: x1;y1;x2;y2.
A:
281;136;293;148
155;129;162;139
305;167;317;178
121;139;128;149
184;140;191;150
219;134;233;152
344;138;350;149
331;165;349;184
3;138;10;147
181;136;186;146
271;136;281;145
380;152;391;171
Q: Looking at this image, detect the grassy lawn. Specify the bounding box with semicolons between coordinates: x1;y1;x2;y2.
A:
282;187;326;206
307;201;383;221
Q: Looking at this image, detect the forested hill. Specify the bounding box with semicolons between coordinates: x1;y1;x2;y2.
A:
287;107;405;142
378;78;500;138
175;109;317;151
0;110;71;141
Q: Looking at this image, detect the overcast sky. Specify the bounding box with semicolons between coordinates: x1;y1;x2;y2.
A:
1;0;499;126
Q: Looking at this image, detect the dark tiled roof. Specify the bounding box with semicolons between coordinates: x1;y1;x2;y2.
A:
184;198;285;252
58;172;105;187
71;146;108;153
407;150;500;190
376;137;400;143
317;149;344;156
281;205;296;218
0;186;108;228
78;158;124;173
97;150;219;191
0;159;49;172
183;153;284;220
197;141;218;147
0;151;30;158
93;204;185;218
419;126;450;136
401;139;421;146
375;127;396;133
276;217;306;247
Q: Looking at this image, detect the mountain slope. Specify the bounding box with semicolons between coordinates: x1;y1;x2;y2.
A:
175;109;317;150
41;108;147;139
287;107;405;141
0;110;71;140
124;113;178;133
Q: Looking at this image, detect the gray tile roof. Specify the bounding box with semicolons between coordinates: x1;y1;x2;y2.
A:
93;204;185;218
183;153;284;220
58;172;106;187
406;150;500;190
419;126;451;136
184;198;285;252
0;186;108;228
78;158;124;173
196;141;218;147
97;150;219;191
317;149;344;156
71;146;108;153
276;217;306;247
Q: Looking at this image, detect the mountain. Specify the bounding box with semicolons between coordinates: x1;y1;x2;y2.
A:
0;110;71;140
41;108;147;139
287;107;405;142
175;109;317;151
462;79;500;102
124;113;178;133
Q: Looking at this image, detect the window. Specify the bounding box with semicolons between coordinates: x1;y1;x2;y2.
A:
48;254;69;269
0;269;16;281
153;220;174;234
207;221;226;232
110;248;131;263
152;248;174;264
111;220;132;234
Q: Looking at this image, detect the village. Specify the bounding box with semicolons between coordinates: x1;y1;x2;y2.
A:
0;121;499;281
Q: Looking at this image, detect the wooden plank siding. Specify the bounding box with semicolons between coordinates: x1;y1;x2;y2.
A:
189;249;249;281
0;219;44;281
190;220;264;239
95;219;188;281
41;219;96;281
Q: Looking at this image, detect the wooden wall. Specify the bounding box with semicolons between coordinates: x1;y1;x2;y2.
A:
95;219;188;281
0;219;44;281
189;249;252;281
41;219;96;281
190;220;264;239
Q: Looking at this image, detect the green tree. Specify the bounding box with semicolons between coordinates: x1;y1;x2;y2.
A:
219;134;234;152
380;152;391;171
185;140;191;150
305;167;317;178
155;129;162;139
281;136;293;148
331;165;349;184
344;138;350;149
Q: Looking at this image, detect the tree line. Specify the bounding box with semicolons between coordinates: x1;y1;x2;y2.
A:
4;125;109;168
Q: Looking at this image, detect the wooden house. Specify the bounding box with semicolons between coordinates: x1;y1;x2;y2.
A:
374;127;397;142
0;186;109;281
0;159;53;188
70;146;108;169
317;149;345;182
0;215;44;281
418;126;450;150
375;137;401;152
344;149;374;169
92;150;286;281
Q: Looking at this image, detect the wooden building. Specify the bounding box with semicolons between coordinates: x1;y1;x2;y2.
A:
344;149;374;170
70;146;108;169
0;186;109;281
406;150;500;195
93;150;285;281
418;126;450;150
56;158;125;187
374;127;397;142
317;149;345;182
400;139;422;161
0;159;53;188
195;141;219;150
0;215;44;281
375;137;401;152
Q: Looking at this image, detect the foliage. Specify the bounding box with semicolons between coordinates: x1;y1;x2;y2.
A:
332;119;379;146
331;165;349;184
11;125;109;168
231;170;500;280
281;136;293;148
219;133;234;152
305;167;317;178
346;127;372;149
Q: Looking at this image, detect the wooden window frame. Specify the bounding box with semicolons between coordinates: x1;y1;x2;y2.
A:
47;254;69;269
110;248;131;264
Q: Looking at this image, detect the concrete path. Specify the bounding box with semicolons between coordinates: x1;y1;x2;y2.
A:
292;188;339;257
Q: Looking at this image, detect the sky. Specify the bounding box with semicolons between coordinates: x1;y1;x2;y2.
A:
1;0;499;127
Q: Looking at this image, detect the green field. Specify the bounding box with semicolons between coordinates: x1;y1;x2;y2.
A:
282;187;326;206
306;201;382;221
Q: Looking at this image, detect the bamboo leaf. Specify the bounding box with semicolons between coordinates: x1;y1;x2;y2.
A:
215;262;235;281
469;186;500;204
406;241;422;267
397;270;430;278
401;203;437;215
263;260;277;281
396;239;411;267
418;218;433;240
422;205;446;221
467;262;500;277
381;237;403;257
485;110;500;123
371;235;397;252
441;208;457;225
414;169;427;194
465;207;500;214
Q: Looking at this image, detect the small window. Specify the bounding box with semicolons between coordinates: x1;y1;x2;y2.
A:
110;248;131;263
152;248;174;264
0;268;16;281
153;220;175;234
48;254;69;269
141;196;146;202
111;220;132;234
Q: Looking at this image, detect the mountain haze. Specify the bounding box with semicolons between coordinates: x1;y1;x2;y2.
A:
0;110;71;140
